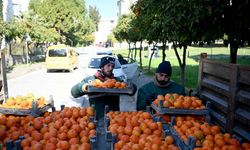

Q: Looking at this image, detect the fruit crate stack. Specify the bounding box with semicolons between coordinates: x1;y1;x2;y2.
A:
0;104;98;150
87;79;136;95
151;93;211;120
104;105;181;150
0;94;54;117
150;93;250;150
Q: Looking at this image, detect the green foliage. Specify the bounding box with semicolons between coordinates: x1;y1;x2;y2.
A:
112;14;134;43
223;0;250;46
29;0;94;45
18;11;59;43
5;19;26;43
107;33;117;43
89;5;101;30
133;0;224;47
0;19;5;35
0;0;2;19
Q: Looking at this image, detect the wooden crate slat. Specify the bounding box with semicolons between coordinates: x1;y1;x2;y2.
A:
238;66;250;85
235;108;250;126
233;126;250;141
201;91;228;112
203;61;231;80
210;109;227;129
201;78;229;96
237;90;250;107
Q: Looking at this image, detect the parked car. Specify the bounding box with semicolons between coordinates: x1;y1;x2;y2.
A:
96;49;112;55
45;44;79;72
86;55;127;82
117;54;138;79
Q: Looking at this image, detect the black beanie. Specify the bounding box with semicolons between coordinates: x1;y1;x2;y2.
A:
156;61;172;76
99;56;115;68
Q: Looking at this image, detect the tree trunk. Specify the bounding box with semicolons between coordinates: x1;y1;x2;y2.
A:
139;41;142;69
8;42;12;55
173;42;187;86
149;43;156;72
162;40;166;62
180;45;187;86
128;43;131;59
229;42;238;64
134;43;137;61
131;46;134;59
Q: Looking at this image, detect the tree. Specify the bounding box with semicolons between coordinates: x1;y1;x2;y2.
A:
29;0;94;46
113;14;133;58
132;0;224;86
4;20;19;55
89;5;101;30
83;34;95;46
107;33;117;47
222;0;250;63
17;11;60;53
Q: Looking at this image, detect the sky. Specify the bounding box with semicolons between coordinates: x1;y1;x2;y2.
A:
85;0;118;19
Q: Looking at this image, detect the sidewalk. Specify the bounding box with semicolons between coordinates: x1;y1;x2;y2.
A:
6;62;45;79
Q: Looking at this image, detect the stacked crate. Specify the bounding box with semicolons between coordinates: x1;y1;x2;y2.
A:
198;53;250;141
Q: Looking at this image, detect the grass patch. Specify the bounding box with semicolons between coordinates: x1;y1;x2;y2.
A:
113;46;250;88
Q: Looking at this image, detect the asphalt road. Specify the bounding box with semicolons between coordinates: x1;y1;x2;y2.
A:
7;67;88;110
7;53;148;111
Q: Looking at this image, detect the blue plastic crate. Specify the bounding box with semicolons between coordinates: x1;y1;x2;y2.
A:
5;136;25;150
151;100;211;116
0;99;54;117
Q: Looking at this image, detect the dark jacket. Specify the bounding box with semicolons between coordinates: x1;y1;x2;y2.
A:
136;81;185;110
71;70;123;119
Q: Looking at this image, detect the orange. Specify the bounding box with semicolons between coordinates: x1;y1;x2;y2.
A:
215;138;225;147
157;95;165;101
165;136;174;145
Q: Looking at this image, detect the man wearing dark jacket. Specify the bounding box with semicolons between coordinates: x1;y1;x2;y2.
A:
71;56;123;119
137;61;185;110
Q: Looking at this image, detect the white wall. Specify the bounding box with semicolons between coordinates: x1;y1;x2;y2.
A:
117;0;137;17
12;0;29;16
94;19;117;45
3;0;13;22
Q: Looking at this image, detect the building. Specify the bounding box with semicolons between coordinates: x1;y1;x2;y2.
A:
94;19;117;46
1;0;30;50
117;0;137;17
12;0;29;17
2;0;13;22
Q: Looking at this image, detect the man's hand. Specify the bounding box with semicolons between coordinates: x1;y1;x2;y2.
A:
82;84;89;92
145;93;157;106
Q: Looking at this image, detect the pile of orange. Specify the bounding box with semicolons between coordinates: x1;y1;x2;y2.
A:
153;93;205;109
172;116;250;150
0;94;48;109
91;79;127;89
107;111;179;150
0;107;95;150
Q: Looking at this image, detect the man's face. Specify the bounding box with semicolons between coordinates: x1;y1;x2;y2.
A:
155;73;170;85
102;63;114;77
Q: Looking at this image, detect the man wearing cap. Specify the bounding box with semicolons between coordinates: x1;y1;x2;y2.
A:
136;61;185;110
71;56;123;119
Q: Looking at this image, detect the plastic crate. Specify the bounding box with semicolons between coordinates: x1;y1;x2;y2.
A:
87;82;136;95
151;100;210;116
167;116;216;150
0;97;54;117
163;125;188;150
105;106;181;150
4;136;25;150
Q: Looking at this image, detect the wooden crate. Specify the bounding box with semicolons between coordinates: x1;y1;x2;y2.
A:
0;51;8;103
197;53;250;141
